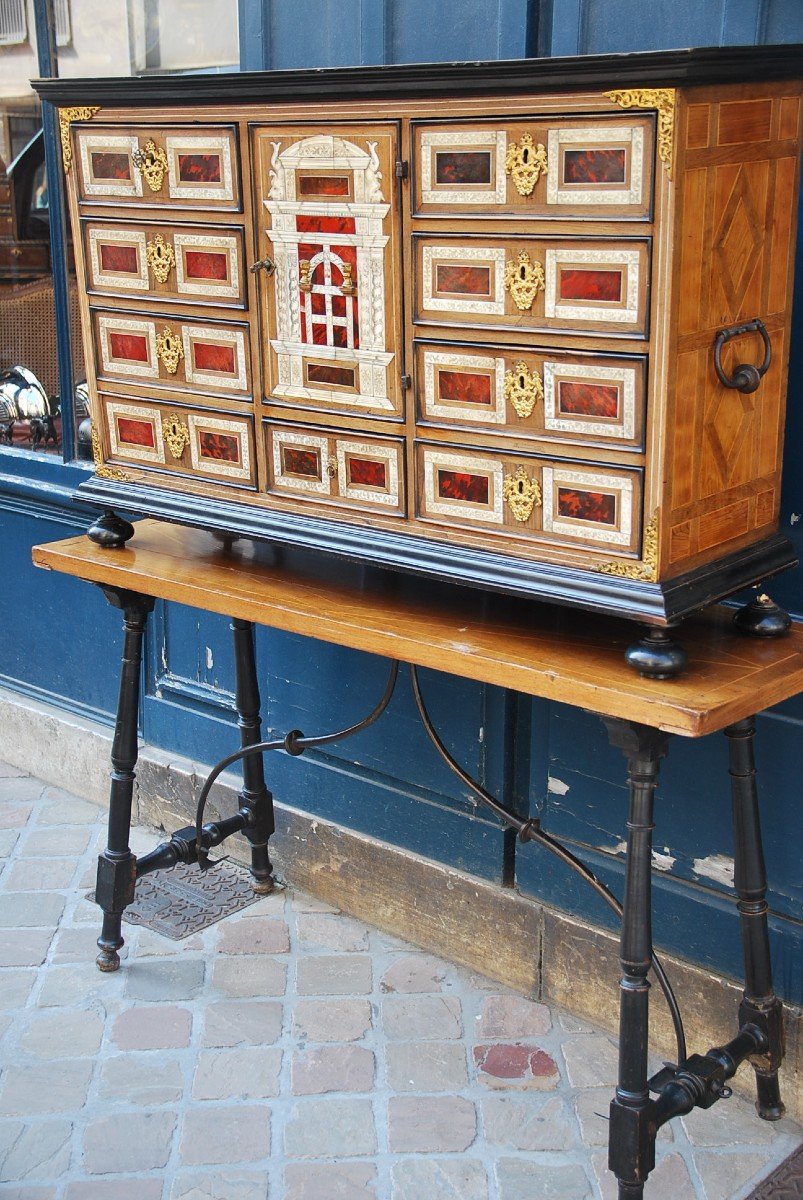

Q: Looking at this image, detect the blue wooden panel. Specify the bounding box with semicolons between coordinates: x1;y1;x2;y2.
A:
386;0;532;62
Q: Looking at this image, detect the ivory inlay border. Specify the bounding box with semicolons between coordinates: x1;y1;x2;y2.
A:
336;439;400;507
106;402;165;464
88;228;149;292
546;126;644;207
422;245;506;315
187;414;251;481
543;361;636;440
272;430;331;496
98;315;159;379
423;349;506;423
79;134;142;198
544;248;642;325
166;135;235;202
542;466;633;546
182;325;249;392
174;232;240;298
420;129;507;205
422;448;504;524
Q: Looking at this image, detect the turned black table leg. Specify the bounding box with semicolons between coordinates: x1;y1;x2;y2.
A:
604;720;668;1199
232;618;275;894
725;718;786;1120
95;587;155;971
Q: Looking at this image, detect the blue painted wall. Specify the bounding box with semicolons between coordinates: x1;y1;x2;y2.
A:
1;0;801;1000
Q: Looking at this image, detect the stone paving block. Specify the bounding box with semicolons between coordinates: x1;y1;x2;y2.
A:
284;1162;377;1199
20;1009;104;1059
385;1041;468;1093
0;762;27;778
391;1158;488;1200
476;994;552;1039
192;1046;282;1100
124;958;206;1001
0;1188;56;1199
0;967;36;1008
496;1159;593;1199
296;954;372;996
291;1045;375;1094
50;926;106;964
98;1055;185;1105
0;775;42;798
180;1106;270;1166
4;859;76;891
211;955;287;998
65;1180;164;1200
201;999;283;1047
0;892;66;929
292;998;372;1043
692;1149;774;1199
381;995;462;1040
295;913;368;952
560;1033;618;1088
0;1119;72;1182
388;1095;476;1153
35;794;100;825
0;1060;93;1116
134;928;205;957
82;1112;176;1173
0;830;19;857
0;929;54;967
681;1094;781;1146
591;1150;696;1200
37;962;126;1008
0;803;33;830
481;1095;574;1151
215;917;290;955
473;1044;560;1090
380;954;448;993
19;828;92;857
111;1004;193;1050
284;1097;377;1158
169;1172;271;1200
290;892;339;914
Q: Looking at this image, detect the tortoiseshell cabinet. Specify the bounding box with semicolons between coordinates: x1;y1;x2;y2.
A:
38;47;803;661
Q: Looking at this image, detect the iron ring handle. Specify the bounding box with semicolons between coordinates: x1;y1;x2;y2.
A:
250;256;276;276
713;318;772;394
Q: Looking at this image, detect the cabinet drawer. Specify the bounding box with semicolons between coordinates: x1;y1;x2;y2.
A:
100;396;255;487
415;340;645;450
415;235;649;336
266;422;405;515
84;220;246;307
413;116;654;220
417;441;641;553
74;124;241;211
93;310;251;400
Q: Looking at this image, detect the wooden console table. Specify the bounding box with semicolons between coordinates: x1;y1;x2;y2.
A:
33;519;803;1199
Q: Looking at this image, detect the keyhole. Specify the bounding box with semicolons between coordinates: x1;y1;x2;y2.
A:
522;147;529;163
516;479;525;496
518;374;526;389
519;265;526;280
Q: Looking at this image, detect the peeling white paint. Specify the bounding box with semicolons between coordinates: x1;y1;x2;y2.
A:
791;512;801;526
652;849;676;872
608;840;628;856
548;776;570;796
205;647;214;670
693;853;735;887
479;726;485;744
160;640;168;671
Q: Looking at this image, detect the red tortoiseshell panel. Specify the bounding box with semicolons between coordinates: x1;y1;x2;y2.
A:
558;381;620;418
91;152;132;180
438;469;490;504
116;417;155;448
557;488;617;524
298;240;360;351
178;153;222;184
559;269;622;302
193;342;236;373
109;332;149;363
184;250;228;281
563;149;627;185
348;458;387;488
283;447;321;477
435;151;492;185
198;431;240;462
311;292;327;315
99;243;139;274
307;364;356;388
436;264;492;296
299;175;350;196
296;215;356;236
438;369;493;406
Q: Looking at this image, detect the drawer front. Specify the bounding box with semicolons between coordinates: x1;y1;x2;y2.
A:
100;395;255;487
415;236;649;336
266;422;405;515
413;116;654;220
75;125;241;211
417;441;641;553
415;340;645;450
84;221;246;308
93;310;251;399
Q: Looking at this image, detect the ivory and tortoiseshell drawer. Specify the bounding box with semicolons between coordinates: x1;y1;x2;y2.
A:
92;310;252;400
83;220;246;307
74;124;241;211
412;115;654;220
266;422;405;515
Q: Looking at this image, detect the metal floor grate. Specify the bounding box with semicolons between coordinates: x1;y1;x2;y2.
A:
748;1144;803;1199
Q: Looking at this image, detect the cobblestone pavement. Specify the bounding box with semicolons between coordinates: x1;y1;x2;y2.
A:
0;762;801;1200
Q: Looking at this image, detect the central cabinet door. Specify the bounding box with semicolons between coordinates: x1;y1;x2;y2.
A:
253;123;404;421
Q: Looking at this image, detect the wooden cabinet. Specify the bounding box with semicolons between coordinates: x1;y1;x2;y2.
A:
38;47;803;630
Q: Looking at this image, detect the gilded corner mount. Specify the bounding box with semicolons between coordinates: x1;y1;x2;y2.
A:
604;88;675;177
59;107;101;173
91;425;130;483
598;513;659;582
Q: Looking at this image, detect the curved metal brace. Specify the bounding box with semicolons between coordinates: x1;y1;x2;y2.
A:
409;664;687;1065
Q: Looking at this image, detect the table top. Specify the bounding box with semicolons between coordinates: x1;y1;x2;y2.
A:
33;519;803;738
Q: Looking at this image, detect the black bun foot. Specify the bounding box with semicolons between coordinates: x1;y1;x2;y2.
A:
87;509;135;549
733;593;792;638
625;627;688;679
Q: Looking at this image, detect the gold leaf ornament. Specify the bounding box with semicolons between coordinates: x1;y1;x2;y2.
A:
156;327;185;375
59;106;101;173
504;361;544;419
598;512;659;581
604;88;675;176
146;234;175;285
504;250;545;311
503;466;542;522
505;132;548;196
162;413;191;460
133;139;168;192
90;423;130;482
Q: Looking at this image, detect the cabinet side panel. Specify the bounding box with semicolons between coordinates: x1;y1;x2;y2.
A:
664;83;802;576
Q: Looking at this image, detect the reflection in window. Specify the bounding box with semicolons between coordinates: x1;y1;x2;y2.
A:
128;0;239;74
